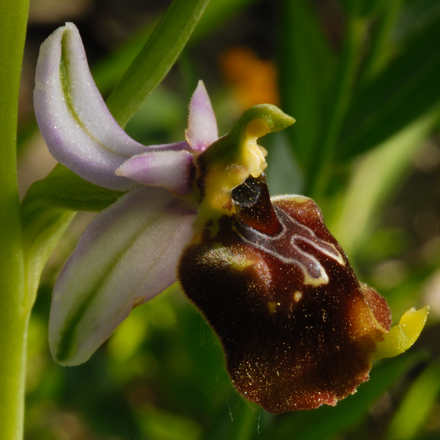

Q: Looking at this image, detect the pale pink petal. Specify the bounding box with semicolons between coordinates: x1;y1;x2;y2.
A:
34;23;147;190
116;150;194;196
49;186;197;365
185;80;218;152
147;141;190;152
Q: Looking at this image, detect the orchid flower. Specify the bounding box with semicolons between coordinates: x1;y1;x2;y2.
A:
35;23;429;414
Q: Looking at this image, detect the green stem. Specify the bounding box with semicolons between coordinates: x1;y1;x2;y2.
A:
0;0;30;439
106;0;211;127
305;16;367;199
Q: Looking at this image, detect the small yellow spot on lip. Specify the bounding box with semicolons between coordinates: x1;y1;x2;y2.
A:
267;301;277;314
294;291;303;302
289;195;309;204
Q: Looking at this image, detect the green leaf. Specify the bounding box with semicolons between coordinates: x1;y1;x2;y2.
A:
387;356;440;440
304;15;367;198
22;209;74;311
262;353;421;440
137;406;202;440
360;0;404;81
105;0;211;127
338;16;440;160
278;0;336;166
22;164;123;215
93;0;256;97
331;110;438;257
92;25;156;96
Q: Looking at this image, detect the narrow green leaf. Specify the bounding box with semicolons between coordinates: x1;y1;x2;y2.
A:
105;0;211;127
304;14;367;198
397;0;440;43
278;0;336;167
92;25;156;96
361;0;404;81
22;209;75;311
387;356;440;440
338;16;440;160
331;110;438;256
93;0;257;97
22;164;123;216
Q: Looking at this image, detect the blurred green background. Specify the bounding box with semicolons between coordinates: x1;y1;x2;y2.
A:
20;0;440;438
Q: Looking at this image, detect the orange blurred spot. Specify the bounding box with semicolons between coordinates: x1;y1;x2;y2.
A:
220;47;279;109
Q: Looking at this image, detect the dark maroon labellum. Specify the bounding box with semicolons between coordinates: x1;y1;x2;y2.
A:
178;175;391;413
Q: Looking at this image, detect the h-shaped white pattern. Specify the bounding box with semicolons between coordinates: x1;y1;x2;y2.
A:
235;207;345;286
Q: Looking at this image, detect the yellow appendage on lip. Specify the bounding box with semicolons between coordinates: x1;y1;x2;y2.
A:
192;105;295;242
371;305;430;360
243;119;269;179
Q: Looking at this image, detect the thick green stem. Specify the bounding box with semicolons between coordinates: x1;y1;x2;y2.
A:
0;315;30;439
0;0;30;438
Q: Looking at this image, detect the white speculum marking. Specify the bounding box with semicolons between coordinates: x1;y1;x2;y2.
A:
236;208;345;287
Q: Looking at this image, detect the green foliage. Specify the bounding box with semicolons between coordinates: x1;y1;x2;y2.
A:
387;356;440;440
19;0;440;438
339;16;440;160
105;0;212;127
